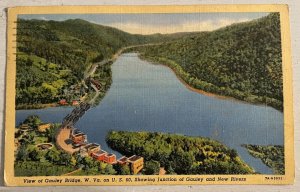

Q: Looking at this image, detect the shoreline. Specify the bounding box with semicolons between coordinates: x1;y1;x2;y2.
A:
135;53;283;112
16;103;60;110
14;44;159;111
165;65;269;108
16;48;282;112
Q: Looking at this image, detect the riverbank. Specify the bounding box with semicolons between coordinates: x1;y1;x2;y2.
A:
136;54;283;112
242;144;284;174
16;103;60;110
15;44;155;110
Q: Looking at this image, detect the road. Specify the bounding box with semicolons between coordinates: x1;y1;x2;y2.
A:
56;43;161;154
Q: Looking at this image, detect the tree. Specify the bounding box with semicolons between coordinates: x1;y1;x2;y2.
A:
104;164;117;175
29;148;43;161
23;115;42;129
143;160;160;175
46;148;60;163
82;156;95;170
70;156;77;166
16;145;29;161
59;152;72;165
45;125;57;142
170;150;194;174
114;164;131;175
165;163;176;175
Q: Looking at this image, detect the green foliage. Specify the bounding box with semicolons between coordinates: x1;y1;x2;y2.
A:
14;115;79;176
242;144;284;174
106;131;254;175
16;53;75;106
22;115;42;129
15;18;144;108
143;160;160;175
28;148;43;161
133;13;283;110
16;145;29;161
114;164;131;175
45;148;61;163
16;14;283;110
15;18;201;109
45;124;60;142
169;149;194;174
14;161;74;176
104;164;117;175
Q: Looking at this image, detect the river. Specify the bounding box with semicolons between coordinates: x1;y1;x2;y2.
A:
16;53;284;174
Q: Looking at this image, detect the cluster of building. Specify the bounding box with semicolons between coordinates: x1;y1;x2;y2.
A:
70;128;144;174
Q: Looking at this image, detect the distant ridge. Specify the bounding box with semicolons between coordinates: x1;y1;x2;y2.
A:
130;13;283;110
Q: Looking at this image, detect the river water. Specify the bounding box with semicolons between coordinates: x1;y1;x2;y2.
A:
16;53;284;174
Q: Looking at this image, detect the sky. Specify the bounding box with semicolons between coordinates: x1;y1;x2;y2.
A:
19;12;269;35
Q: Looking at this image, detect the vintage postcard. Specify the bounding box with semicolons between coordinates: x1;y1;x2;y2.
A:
4;5;294;186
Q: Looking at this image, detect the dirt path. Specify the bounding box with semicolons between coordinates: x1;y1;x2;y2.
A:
62;168;82;176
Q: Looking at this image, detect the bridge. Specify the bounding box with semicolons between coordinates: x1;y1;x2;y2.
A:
56;75;102;154
56;43;162;154
61;102;91;128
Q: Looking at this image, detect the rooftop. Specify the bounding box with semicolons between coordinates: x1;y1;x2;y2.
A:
128;155;142;162
19;124;30;129
73;142;87;148
117;156;128;163
85;143;100;150
73;129;83;134
73;133;86;137
93;150;107;156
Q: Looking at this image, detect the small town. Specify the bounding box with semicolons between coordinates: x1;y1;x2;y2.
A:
69;127;144;174
15;116;146;176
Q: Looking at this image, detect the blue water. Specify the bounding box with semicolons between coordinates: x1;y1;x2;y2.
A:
16;53;284;174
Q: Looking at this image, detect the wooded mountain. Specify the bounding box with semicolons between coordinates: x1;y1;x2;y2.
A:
16;19;145;107
16;13;283;110
131;13;283;110
16;19;197;108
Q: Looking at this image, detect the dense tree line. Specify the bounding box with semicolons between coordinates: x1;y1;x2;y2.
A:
242;144;284;174
131;13;283;110
14;161;74;176
106;131;254;174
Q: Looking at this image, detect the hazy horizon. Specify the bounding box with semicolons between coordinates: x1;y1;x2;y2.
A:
19;12;269;35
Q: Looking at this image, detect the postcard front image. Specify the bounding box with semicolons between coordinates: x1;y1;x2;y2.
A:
4;5;294;186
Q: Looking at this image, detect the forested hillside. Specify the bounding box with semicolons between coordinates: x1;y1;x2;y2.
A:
16;19;152;108
16;19;197;108
16;13;283;110
131;13;283;110
242;144;284;174
106;131;254;174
